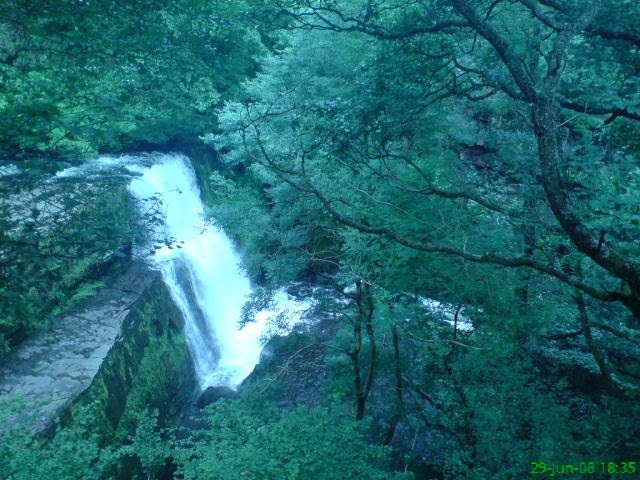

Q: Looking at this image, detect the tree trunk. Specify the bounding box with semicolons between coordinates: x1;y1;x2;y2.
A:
575;292;613;392
383;324;403;445
349;280;377;421
533;97;640;320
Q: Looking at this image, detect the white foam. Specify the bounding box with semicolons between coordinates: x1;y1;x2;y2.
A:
127;153;315;388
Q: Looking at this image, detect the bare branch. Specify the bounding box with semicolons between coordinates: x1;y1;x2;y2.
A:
559;100;640;123
585;25;640;47
449;0;538;100
591;322;640;346
517;0;562;30
257;342;343;394
273;0;468;40
541;328;583;340
402;328;482;350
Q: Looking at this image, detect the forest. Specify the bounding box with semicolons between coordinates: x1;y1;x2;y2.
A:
1;0;639;479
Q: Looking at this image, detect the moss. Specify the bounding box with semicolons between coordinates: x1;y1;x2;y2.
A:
62;275;196;443
185;144;222;208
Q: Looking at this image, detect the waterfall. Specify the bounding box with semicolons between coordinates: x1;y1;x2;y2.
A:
127;153;267;388
56;152;310;390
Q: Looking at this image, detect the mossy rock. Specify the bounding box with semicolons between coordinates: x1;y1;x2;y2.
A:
62;274;196;442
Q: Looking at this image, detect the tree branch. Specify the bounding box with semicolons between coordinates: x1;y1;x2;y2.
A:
584;25;640;47
517;0;562;30
541;328;583;340
531;1;640;319
402;328;482;350
591;322;640;346
273;0;468;40
449;0;538;100
299;171;628;306
559;100;640;123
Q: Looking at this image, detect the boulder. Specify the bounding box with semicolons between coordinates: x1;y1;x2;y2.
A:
196;385;238;408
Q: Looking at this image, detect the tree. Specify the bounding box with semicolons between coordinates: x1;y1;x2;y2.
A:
174;399;412;480
209;1;640;475
253;0;640;319
0;0;266;158
211;0;640;377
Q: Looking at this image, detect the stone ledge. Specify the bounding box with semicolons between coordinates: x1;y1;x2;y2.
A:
0;261;155;434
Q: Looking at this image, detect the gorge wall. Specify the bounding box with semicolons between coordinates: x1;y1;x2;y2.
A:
63;267;197;440
0;261;196;439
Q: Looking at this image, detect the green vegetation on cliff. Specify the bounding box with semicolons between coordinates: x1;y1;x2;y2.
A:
0;0;270;353
0;169;138;353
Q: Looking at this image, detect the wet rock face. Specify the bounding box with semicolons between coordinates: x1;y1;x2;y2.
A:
240;312;340;410
0;262;154;434
196;386;238;408
0;261;197;438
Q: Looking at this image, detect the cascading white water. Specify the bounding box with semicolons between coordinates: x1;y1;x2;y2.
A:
57;152;311;390
127;154;266;388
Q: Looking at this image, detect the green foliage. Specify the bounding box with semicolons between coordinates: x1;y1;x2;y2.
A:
2;395;412;480
0;399;172;480
207;2;640;477
110;410;172;480
0;167;138;354
174;399;412;480
439;335;578;478
0;0;269;158
1;399;109;480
